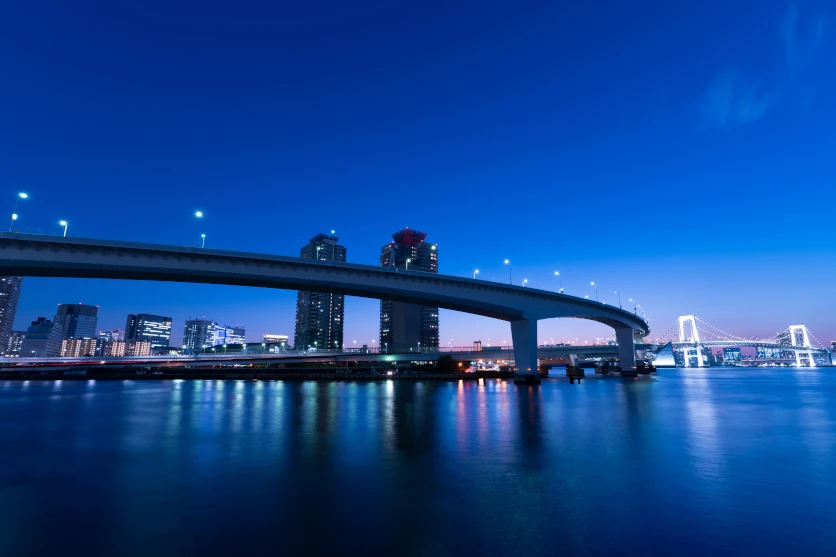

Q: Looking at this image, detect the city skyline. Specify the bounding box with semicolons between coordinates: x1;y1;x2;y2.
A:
2;1;834;345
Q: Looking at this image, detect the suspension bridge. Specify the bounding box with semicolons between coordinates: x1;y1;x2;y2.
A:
652;315;832;367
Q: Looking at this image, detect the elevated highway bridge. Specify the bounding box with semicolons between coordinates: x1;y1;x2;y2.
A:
0;233;650;382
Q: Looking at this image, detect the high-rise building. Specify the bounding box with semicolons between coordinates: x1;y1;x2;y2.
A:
224;325;246;345
61;338;98;357
0;277;22;350
379;228;439;352
125;314;173;348
295;234;346;351
54;303;99;340
20;317;64;357
183;318;218;351
6;330;26;356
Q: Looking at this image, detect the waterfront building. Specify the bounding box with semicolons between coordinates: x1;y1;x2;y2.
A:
379;228;439;352
0;276;22;350
20;317;64;357
54;303;98;340
126;340;152;357
125;314;173;348
5;330;26;356
224;325;246;345
61;338;97;357
723;347;742;363
183;318;218;351
295;233;346;351
102;340;126;357
263;334;289;345
756;346;786;359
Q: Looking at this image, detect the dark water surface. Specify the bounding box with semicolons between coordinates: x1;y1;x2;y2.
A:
1;369;834;556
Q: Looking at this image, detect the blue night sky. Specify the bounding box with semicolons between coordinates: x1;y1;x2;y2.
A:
1;1;834;346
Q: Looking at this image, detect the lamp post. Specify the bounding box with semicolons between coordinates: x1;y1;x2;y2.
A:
59;220;68;237
504;259;511;284
614;290;621;308
590;281;598;302
201;233;206;248
629;298;637;314
406;258;411;271
473;269;479;279
522;279;528;287
9;192;28;232
193;211;203;247
555;271;563;293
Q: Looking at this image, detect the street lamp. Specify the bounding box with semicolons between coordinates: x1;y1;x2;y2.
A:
629;298;637;314
59;220;68;237
473;269;479;279
406;258;411;271
590;281;598;302
193;211;203;247
614;290;622;308
555;271;563;293
9;192;28;232
201;233;206;248
504;259;511;284
522;279;528;287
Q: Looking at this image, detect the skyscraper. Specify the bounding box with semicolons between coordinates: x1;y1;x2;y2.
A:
295;233;346;351
379;228;439;352
125;314;173;348
54;303;98;340
20;317;64;357
0;276;22;350
183;318;217;351
5;330;26;356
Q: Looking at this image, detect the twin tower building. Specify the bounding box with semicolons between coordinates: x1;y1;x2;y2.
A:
294;228;439;352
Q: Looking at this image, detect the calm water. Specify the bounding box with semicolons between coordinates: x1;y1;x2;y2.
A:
1;369;834;556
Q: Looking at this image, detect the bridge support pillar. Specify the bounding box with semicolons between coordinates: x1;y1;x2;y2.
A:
511;319;540;384
615;327;638;377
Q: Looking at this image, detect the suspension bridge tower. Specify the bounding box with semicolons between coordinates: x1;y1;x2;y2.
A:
678;315;708;367
789;325;816;367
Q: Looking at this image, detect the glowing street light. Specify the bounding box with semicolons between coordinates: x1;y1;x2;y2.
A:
629;298;637;314
9;192;28;232
59;220;68;237
504;259;511;284
522;279;528;287
406;258;411;271
193;211;203;247
554;271;563;293
200;233;206;248
614;290;622;308
590;281;598;302
473;269;479;279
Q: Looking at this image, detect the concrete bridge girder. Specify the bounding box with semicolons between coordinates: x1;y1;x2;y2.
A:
0;234;650;382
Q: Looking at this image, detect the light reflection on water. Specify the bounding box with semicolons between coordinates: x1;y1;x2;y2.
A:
0;369;835;556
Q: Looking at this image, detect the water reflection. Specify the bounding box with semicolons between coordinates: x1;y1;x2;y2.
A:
0;371;835;556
